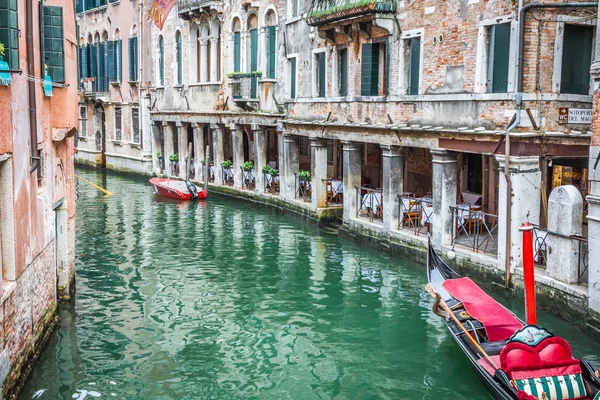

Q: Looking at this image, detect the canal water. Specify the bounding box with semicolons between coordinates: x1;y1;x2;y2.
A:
20;169;600;400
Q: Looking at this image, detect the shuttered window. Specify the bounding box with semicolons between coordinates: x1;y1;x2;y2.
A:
339;49;347;96
316;52;326;97
290;57;296;99
158;36;164;86
176;32;182;84
408;37;420;95
0;0;19;70
80;45;87;79
361;43;379;96
132;107;140;144
114;106;122;141
561;24;593;95
233;32;241;72
128;36;138;82
487;23;510;93
90;43;97;82
41;6;65;82
267;26;276;78
292;0;298;17
250;29;258;98
76;0;83;13
107;40;116;82
116;39;122;82
97;41;107;91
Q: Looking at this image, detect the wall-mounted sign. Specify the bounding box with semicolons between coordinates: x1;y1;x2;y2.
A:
558;107;592;124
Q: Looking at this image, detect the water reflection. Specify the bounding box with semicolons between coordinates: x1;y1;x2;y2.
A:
20;170;600;400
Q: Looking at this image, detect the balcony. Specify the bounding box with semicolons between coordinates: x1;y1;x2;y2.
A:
178;0;223;19
82;77;109;100
228;73;259;103
307;0;395;32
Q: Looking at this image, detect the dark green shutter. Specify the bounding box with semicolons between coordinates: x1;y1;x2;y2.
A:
290;57;296;98
561;24;593;95
234;32;241;72
361;43;378;96
80;45;88;79
385;39;390;95
0;0;19;70
250;29;258;98
128;36;138;81
408;37;420;95
90;43;97;84
76;0;83;13
107;40;116;82
487;23;510;93
116;39;122;82
85;0;93;11
159;37;164;86
339;49;347;96
98;41;106;91
85;44;91;77
41;6;65;82
318;52;326;97
176;32;182;84
268;26;276;78
292;0;298;17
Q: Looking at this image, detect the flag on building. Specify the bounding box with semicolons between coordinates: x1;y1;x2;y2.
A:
149;0;177;30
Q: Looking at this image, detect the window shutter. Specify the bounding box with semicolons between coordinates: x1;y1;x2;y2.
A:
116;39;122;82
80;44;88;78
234;32;241;72
318;52;326;97
290;57;296;98
250;29;258;98
85;44;91;77
268;26;276;78
98;41;106;91
42;6;65;82
0;0;20;70
488;23;510;93
76;0;83;13
340;49;347;96
361;43;372;96
385;39;390;95
176;33;182;84
107;40;116;82
561;24;593;95
90;43;97;83
128;36;138;81
159;38;164;86
408;37;420;95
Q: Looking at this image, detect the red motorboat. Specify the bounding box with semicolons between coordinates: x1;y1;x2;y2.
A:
150;178;207;200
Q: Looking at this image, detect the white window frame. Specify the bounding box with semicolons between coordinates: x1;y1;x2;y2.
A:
312;48;328;98
399;28;424;95
114;106;122;141
474;16;517;94
287;53;298;99
552;16;596;97
131;106;140;144
79;106;87;137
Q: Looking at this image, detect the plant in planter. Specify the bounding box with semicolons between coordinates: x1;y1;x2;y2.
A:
227;71;247;79
251;71;262;78
201;159;206;165
242;161;254;172
169;153;179;163
298;170;311;181
221;159;233;169
156;151;163;159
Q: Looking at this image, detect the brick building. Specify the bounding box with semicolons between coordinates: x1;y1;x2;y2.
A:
0;0;77;393
75;0;153;174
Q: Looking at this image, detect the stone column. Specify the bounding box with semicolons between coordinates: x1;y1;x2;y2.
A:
496;155;541;272
231;124;244;190
310;137;328;211
177;122;188;180
193;123;204;182
546;185;583;284
342;141;362;221
200;39;208;82
431;149;458;249
151;122;162;175
164;122;175;177
212;124;224;185
210;36;219;81
281;133;299;200
253;125;267;194
381;145;404;232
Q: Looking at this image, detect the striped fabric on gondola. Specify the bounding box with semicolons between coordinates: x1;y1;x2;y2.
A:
514;374;586;399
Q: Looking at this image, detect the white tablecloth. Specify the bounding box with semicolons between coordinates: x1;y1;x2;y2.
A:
462;191;482;206
265;174;280;186
209;166;215;179
243;169;256;181
362;193;382;210
421;204;434;226
223;168;234;179
402;198;420;212
331;180;343;194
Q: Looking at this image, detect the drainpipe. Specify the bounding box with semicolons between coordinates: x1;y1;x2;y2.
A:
26;0;39;173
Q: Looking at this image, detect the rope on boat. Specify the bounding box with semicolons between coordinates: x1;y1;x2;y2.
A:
75;175;113;197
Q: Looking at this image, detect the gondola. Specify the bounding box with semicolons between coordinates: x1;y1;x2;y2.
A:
426;239;600;400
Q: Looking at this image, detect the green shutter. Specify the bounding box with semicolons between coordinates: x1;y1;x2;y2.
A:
268;26;276;78
290;57;296;98
90;43;97;84
250;29;258;98
0;0;19;70
76;0;83;13
361;43;378;96
292;0;298;17
385;39;390;95
116;39;122;82
234;32;241;72
318;52;326;97
176;32;182;84
487;23;510;93
42;6;65;82
159;37;164;86
128;36;138;81
408;37;420;95
561;24;593;95
98;41;106;91
107;40;116;82
339;49;347;96
85;0;93;11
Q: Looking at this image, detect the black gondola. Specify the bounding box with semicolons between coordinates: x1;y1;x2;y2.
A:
426;239;600;400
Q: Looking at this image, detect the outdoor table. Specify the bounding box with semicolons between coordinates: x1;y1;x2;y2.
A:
421;203;434;226
362;192;382;211
402;197;420;212
331;180;344;194
462;191;483;206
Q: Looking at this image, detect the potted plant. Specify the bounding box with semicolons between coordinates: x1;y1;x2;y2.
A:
221;159;232;169
0;42;5;60
242;161;254;172
169;153;179;163
298;170;310;182
262;165;272;174
251;71;262;78
200;159;206;165
270;167;279;177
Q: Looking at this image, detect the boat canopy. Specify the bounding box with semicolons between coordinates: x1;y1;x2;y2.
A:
442;277;524;341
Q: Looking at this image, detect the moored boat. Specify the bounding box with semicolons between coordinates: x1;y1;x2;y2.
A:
426;240;600;400
150;178;207;201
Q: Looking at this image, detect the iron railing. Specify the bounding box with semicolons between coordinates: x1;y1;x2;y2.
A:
323;178;343;206
573;235;589;285
241;167;256;190
188;159;195;180
83;77;109;94
229;74;258;101
397;195;433;236
222;167;234;186
308;0;395;26
294;173;311;202
450;205;498;255
208;164;215;183
264;173;280;194
170;161;179;177
177;0;222;16
356;186;383;222
532;225;548;267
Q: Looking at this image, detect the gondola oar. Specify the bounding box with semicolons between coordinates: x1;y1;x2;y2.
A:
425;283;499;371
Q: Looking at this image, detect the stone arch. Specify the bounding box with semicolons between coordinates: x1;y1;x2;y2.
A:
113;27;120;40
247;14;258;30
232;16;241;32
263;6;278;26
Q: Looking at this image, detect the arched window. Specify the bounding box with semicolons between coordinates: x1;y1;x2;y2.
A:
199;24;209;82
176;31;182;84
265;10;277;78
158;35;164;86
247;15;258;98
211;20;221;81
128;25;139;82
232;18;241;73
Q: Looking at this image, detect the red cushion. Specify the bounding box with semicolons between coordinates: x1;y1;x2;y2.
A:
500;336;581;376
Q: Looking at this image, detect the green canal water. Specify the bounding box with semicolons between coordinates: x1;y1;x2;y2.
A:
19;169;600;400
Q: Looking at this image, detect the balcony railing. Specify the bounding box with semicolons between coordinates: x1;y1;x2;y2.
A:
356;186;382;222
323;179;343;206
450;205;498;256
229;74;259;102
178;0;222;17
398;195;433;236
82;77;109;95
294;174;311;202
264;173;280;195
308;0;395;26
241;167;255;190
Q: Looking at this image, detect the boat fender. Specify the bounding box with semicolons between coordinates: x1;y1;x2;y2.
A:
186;180;199;200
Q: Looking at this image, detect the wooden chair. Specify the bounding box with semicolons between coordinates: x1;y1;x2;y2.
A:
404;200;420;228
467;205;483;235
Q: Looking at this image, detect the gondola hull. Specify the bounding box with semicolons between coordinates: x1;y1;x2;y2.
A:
150;178;207;201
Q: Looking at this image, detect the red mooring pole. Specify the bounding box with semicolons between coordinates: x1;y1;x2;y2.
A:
520;222;536;325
